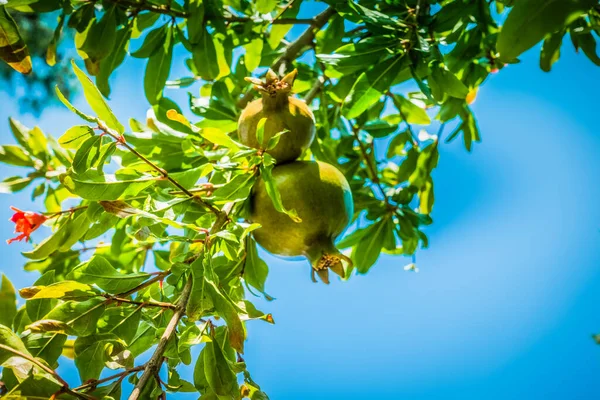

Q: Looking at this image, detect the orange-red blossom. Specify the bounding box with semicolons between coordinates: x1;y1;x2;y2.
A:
7;206;47;244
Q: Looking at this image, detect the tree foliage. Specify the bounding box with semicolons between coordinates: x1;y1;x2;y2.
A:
0;0;599;398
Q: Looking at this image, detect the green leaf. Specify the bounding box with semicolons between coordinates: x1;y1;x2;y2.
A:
192;27;219;80
202;127;241;151
20;281;96;300
45;11;64;67
571;21;600;66
187;258;213;322
21;330;67;367
255;117;267;148
540;31;564;72
203;339;238;397
243;237;270;299
131;24;167;58
72;135;102;174
256;0;278;14
26;270;55;322
259;163;301;222
129;322;155;357
58;125;95;149
409;142;439;189
363;120;398;138
187;0;205;44
266;0;300;49
351;218;389;273
244;37;263;72
132;11;160;38
211;173;255;204
386;130;411;158
0;145;34;167
391;94;431;125
317;14;345;54
68;255;150;294
81;5;117;63
0;275;17;329
62;170;158;201
144;25;173;105
97;24;132;97
0;5;32;74
430;65;469;99
0;324;31;366
45;297;106;336
22;212;89;260
74;333;126;381
206;282;245;353
419;178;435;214
343;55;405;119
0;176;33;194
26;126;47;159
8;117;32;149
98;306;142;344
55;85;96;123
497;0;597;61
25;319;75;335
71;60;125;134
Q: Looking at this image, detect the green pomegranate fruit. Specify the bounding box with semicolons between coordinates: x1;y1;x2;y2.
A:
238;69;316;163
250;161;354;284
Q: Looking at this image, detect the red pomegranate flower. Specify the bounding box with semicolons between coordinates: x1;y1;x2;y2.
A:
7;206;47;244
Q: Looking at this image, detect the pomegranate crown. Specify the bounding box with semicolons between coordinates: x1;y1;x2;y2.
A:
245;69;298;97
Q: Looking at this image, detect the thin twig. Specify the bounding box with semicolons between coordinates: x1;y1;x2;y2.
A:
117;271;170;298
128;203;234;400
73;366;145;392
303;75;326;104
272;7;337;72
103;294;177;310
105;0;317;24
351;126;392;207
45;205;89;218
96;120;220;215
0;344;92;400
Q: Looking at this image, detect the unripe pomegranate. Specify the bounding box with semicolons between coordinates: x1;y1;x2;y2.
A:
238;69;315;163
250;161;354;284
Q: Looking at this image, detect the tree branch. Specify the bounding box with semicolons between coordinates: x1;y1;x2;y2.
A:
237;6;337;109
128;203;234;400
303;75;326;104
105;0;317;24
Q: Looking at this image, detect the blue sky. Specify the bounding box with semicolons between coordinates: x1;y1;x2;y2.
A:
2;5;600;399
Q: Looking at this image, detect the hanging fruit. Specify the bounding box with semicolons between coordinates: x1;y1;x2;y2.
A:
238;69;316;163
250;160;354;284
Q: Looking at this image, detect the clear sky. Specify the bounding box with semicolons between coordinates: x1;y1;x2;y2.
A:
1;4;600;399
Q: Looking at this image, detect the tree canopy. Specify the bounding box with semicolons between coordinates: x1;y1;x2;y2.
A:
0;0;599;399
